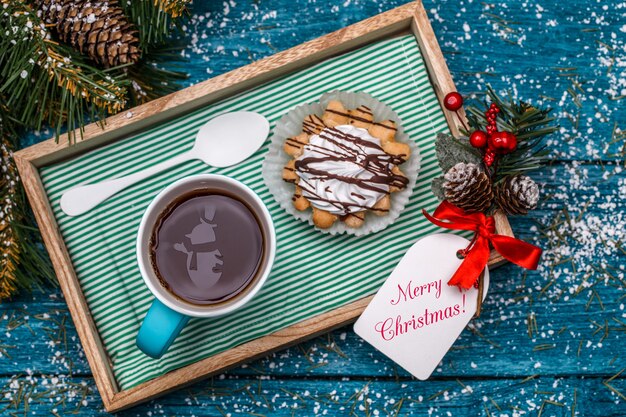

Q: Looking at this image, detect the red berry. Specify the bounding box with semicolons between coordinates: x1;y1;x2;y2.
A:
503;132;517;153
469;130;488;148
486;126;496;134
488;131;507;151
488;131;517;154
443;92;463;111
483;150;496;166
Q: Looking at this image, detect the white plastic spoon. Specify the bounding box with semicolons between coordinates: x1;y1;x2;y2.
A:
60;111;269;217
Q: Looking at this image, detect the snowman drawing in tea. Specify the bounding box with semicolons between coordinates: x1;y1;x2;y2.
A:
173;205;224;290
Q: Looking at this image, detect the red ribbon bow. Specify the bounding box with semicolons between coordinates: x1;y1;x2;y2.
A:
422;201;542;289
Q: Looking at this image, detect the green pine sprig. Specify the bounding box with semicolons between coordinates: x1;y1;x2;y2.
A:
0;1;130;142
119;0;190;52
1;111;56;300
464;85;558;183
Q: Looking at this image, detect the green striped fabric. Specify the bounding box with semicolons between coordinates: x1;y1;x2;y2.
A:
39;34;450;389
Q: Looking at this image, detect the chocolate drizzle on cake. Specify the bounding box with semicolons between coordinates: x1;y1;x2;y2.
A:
285;136;307;151
325;109;398;131
302;114;326;135
294;126;408;215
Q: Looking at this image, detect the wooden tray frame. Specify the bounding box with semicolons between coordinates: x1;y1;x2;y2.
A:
14;1;513;412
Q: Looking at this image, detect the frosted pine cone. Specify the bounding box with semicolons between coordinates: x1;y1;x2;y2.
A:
495;175;539;215
38;0;141;68
443;162;493;213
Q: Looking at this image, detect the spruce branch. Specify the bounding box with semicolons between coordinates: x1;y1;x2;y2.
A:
1;132;56;301
0;0;129;142
0;141;21;299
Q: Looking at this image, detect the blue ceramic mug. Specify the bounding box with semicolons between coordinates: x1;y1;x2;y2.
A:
135;174;276;359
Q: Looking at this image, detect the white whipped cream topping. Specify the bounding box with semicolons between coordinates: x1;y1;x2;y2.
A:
295;124;391;215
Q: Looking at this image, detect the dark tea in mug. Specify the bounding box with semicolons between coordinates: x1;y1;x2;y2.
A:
149;191;264;305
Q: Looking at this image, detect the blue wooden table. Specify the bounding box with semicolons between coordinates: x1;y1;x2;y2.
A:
4;1;626;415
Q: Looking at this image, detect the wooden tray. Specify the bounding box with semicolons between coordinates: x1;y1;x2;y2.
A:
14;1;512;412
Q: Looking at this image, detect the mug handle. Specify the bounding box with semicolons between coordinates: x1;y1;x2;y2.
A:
136;299;190;359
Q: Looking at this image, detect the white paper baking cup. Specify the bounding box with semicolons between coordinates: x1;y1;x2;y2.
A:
262;90;421;236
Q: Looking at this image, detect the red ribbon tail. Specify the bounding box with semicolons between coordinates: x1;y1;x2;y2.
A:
491;235;542;270
421;209;457;231
447;236;491;289
422;206;484;232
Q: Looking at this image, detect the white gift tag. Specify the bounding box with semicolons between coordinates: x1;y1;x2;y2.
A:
354;233;489;380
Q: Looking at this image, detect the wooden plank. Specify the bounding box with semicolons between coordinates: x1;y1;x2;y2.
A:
0;375;624;416
13;1;514;411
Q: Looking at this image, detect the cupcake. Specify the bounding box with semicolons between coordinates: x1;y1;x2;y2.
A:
263;91;420;236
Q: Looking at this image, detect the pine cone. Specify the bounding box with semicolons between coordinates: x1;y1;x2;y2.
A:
443;162;493;213
38;0;141;68
495;175;539;215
